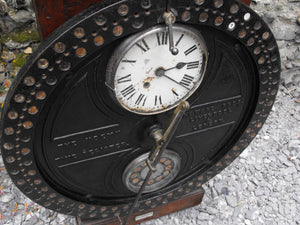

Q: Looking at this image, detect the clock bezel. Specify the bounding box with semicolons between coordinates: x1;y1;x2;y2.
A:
106;24;208;115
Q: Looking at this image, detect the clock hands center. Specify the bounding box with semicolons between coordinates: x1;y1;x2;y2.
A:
154;65;190;90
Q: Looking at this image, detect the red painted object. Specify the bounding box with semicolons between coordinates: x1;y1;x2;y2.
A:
76;189;205;225
33;0;252;39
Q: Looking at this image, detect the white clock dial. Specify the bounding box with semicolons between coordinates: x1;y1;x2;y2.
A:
106;25;208;115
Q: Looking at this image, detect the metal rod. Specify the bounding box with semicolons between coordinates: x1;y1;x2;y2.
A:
164;12;178;55
166;0;171;12
122;101;190;225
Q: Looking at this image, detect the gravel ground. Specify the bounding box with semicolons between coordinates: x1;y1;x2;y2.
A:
0;0;300;224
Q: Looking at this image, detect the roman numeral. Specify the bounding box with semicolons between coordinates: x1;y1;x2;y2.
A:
184;45;197;56
121;85;136;98
122;60;136;63
187;61;200;70
155;95;162;106
175;34;184;46
135;94;145;105
117;74;131;84
136;39;150;52
172;89;179;96
180;74;194;87
156;31;168;45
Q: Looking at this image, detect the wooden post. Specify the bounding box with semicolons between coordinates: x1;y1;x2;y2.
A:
76;188;205;225
32;0;253;39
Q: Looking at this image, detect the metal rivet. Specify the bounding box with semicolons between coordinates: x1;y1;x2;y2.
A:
228;22;236;31
262;32;270;40
38;59;49;69
199;12;208;22
44;202;51;207
49;193;57;198
4;127;14;135
254;21;262;30
54;42;66;53
95;15;107;26
8;111;18;120
21;148;31;156
59;61;71;72
46;76;57;86
254;47;261;55
23;121;33;129
24;161;32;166
41;186;48;192
182;11;191;22
215;16;223;26
195;0;205;5
141;0;151;9
247;37;255;46
28;106;38;115
58;198;65;203
214;0;223;8
17;179;25;185
230;3;239;14
132;18;144;29
24;76;35;86
118;4;129;16
11;170;19;175
90;213;96;218
238;29;247;38
244;13;251;21
34;179;42;185
94;35;104;46
113;25;123;36
36;91;46;100
28;170;36;176
258;56;265;64
14;94;25;103
272;67;279;73
6;156;15;163
74;27;85;38
76;47;87;58
79;204;86;209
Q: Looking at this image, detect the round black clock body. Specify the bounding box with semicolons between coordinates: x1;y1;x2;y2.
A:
0;0;280;218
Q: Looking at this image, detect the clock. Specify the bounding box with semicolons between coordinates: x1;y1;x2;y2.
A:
106;24;208;115
0;0;280;221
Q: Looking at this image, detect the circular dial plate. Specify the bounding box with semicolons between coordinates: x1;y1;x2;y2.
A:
108;25;207;115
123;150;181;193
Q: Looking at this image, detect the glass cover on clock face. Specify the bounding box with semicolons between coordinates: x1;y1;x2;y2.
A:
106;25;208;115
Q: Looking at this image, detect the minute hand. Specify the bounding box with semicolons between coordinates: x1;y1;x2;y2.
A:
162;73;190;90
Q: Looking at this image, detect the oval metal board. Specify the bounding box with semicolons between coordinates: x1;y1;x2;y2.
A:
0;0;280;218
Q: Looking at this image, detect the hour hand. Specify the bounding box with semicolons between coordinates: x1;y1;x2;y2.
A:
164;62;187;72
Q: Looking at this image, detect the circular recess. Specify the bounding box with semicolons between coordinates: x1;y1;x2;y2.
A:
123;150;181;193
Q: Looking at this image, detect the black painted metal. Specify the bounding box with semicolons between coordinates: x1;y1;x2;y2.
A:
0;0;280;219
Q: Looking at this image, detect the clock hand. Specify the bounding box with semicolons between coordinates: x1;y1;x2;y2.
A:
155;67;190;90
164;62;187;71
123;101;190;225
163;73;191;90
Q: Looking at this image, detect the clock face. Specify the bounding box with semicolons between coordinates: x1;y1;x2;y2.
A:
106;25;208;115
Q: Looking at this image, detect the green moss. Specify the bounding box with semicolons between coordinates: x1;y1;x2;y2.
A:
0;86;5;93
1;26;40;44
12;53;28;69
